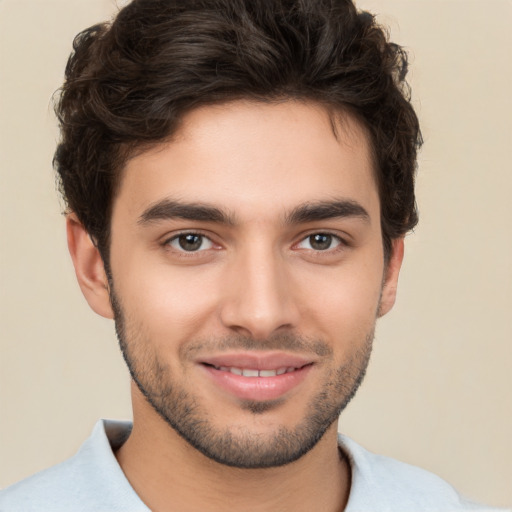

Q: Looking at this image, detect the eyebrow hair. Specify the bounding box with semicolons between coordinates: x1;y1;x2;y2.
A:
138;199;235;225
138;198;370;227
285;199;370;225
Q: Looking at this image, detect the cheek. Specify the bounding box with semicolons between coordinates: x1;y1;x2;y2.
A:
297;262;383;341
112;255;223;346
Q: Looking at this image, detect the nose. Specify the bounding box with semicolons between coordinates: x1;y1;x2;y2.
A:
219;246;300;340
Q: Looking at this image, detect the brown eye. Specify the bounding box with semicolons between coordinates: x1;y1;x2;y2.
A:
309;234;333;250
169;233;213;252
296;233;342;251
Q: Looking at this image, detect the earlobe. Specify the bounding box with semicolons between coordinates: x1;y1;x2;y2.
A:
378;238;405;318
66;213;114;319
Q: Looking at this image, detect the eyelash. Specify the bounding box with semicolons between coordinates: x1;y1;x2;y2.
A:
294;232;347;252
163;231;349;255
163;231;217;254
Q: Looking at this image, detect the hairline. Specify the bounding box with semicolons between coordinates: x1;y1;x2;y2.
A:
96;97;394;272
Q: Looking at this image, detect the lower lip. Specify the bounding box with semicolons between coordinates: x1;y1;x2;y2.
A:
201;365;313;402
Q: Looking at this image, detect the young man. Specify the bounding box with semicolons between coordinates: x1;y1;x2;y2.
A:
0;0;506;511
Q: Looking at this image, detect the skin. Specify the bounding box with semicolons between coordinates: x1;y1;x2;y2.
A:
67;100;404;512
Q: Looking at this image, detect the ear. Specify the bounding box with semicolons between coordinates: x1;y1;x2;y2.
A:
66;213;114;319
378;238;405;318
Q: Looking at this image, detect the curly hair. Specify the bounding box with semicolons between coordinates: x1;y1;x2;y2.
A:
54;0;421;262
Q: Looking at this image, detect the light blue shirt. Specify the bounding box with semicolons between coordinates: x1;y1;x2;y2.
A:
0;419;508;511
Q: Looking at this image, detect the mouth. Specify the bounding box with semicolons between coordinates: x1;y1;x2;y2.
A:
203;363;310;378
198;355;314;402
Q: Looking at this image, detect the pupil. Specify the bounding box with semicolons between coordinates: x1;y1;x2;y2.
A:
179;234;202;251
310;234;331;250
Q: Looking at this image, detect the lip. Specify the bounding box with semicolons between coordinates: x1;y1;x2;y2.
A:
198;352;314;402
199;352;314;371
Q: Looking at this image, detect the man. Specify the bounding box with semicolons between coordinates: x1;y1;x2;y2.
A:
0;0;506;510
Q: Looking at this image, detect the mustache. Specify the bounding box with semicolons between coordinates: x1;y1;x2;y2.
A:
180;332;333;359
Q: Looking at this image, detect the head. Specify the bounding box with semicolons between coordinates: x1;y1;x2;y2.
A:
59;0;420;469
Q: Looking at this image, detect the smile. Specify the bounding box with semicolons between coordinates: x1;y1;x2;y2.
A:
211;366;301;377
201;360;314;401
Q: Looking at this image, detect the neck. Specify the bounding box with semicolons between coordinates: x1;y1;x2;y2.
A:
115;388;351;512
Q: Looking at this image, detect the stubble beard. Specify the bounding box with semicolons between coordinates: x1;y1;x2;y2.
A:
110;288;374;469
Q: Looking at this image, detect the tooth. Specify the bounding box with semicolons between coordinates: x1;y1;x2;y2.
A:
230;367;243;376
219;366;230;372
242;369;259;377
286;367;296;373
276;367;287;375
259;369;277;377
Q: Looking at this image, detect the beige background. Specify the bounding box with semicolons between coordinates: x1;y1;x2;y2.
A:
0;0;510;507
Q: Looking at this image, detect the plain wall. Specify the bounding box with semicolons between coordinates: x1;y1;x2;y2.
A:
0;0;510;507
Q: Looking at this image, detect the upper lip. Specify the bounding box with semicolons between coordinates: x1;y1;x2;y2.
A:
198;352;315;371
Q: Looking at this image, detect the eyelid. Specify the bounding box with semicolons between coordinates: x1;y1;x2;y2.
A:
162;230;219;252
293;231;349;250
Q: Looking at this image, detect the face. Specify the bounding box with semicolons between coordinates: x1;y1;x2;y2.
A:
71;100;402;468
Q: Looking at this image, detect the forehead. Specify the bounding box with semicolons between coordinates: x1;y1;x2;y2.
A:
113;100;379;225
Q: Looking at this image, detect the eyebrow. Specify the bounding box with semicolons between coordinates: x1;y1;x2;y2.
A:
138;199;236;225
285;199;370;225
138;198;370;227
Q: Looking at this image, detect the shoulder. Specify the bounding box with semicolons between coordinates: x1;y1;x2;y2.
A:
0;420;147;512
0;455;85;512
338;435;509;512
